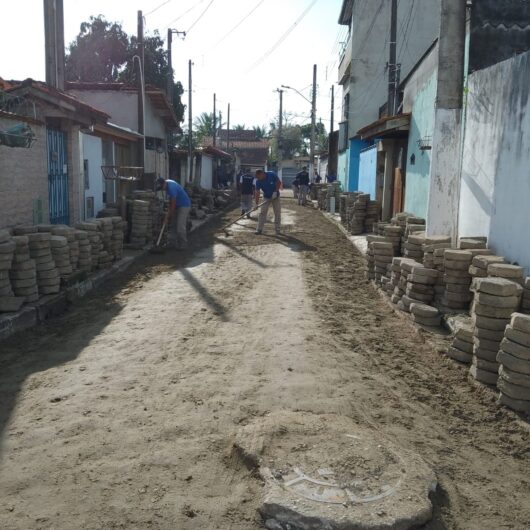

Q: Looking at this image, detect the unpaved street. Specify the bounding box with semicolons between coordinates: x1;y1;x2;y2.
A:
1;199;529;529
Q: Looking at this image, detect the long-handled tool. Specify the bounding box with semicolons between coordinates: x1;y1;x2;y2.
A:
221;199;270;237
149;219;167;254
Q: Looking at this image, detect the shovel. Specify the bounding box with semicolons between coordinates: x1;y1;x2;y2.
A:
221;199;270;237
149;219;167;254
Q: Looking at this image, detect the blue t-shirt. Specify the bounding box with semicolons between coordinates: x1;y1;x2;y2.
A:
255;171;279;199
166;179;191;207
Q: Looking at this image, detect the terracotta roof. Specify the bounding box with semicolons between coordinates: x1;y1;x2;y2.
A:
0;109;44;126
203;136;269;150
217;129;260;142
202;145;232;159
6;78;110;122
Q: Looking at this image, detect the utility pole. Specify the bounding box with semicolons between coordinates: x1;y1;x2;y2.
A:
213;93;217;147
167;28;173;99
309;64;317;182
43;0;65;90
219;111;222;148
137;10;145;170
277;89;283;179
188;59;193;184
226;103;231;151
388;0;398;116
330;85;334;135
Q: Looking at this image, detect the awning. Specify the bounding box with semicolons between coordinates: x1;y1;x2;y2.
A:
357;113;411;141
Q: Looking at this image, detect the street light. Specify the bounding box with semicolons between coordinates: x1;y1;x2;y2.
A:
280;65;317;181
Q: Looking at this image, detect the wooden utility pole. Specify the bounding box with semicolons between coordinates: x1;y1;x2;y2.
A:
309;64;317;181
188;59;193;183
328;84;336;177
137;10;145;169
219;111;222;148
388;0;398;116
330;85;334;134
213;93;217;147
277;89;283;179
43;0;65;89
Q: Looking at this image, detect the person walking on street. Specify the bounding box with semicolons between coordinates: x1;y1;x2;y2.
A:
291;174;300;200
238;170;255;218
296;166;310;206
156;177;192;250
254;169;281;235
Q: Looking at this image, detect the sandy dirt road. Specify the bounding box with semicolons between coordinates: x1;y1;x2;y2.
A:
0;199;529;530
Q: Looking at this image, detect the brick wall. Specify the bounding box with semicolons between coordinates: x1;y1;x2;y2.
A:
0;117;49;229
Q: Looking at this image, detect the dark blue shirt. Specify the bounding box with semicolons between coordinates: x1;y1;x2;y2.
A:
255;171;279;199
240;174;255;195
297;170;310;186
166;179;191;207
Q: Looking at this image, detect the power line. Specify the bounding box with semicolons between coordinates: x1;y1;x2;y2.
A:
164;0;206;30
247;0;319;72
214;0;266;47
187;0;216;33
144;0;174;17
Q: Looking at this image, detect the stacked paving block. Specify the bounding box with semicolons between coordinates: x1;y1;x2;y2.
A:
364;201;379;233
469;255;505;281
76;222;101;271
110;216;125;260
10;236;38;303
488;263;525;286
443;250;473;310
372;241;394;284
75;230;92;272
404;232;426;263
340;194;353;225
410;302;441;329
447;325;474;363
28;232;60;295
365;235;387;280
470;277;522;385
460;237;487;250
52;226;79;272
423;236;451;269
0;230;22;312
50;236;72;280
397;259;417;312
497;313;530;412
383;225;402;255
522;278;530;315
432;248;448;307
326;183;341;212
130;200;150;248
405;265;438;309
97;217;114;257
389;257;405;304
348;193;369;235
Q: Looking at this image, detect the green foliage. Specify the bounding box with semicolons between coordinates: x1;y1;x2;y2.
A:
194;112;215;143
252;125;268;140
65;15;185;124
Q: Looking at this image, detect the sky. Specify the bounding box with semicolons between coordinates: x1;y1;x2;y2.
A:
0;0;347;132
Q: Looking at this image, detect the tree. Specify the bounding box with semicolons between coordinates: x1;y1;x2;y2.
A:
194;112;215;143
233;124;246;131
65;15;185;124
253;125;268;140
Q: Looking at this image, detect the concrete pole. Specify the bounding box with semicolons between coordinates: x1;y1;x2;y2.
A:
310;64;317;182
426;0;466;240
167;29;173;100
277;89;283;180
43;0;64;89
388;0;398;116
213;93;217;147
137;11;145;171
188;59;193;184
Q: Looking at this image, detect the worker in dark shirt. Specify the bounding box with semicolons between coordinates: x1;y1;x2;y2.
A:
254;170;281;235
296;166;310;206
291;174;300;200
239;170;255;218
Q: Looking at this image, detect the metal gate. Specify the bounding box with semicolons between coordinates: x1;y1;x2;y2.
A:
46;128;70;225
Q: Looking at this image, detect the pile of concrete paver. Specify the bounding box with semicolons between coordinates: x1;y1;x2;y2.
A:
497;313;530;412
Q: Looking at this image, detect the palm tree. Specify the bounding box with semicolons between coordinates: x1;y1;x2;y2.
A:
194;112;215;143
233;124;246;131
253;125;268;140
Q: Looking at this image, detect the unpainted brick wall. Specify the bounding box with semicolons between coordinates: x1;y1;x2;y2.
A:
0;117;49;229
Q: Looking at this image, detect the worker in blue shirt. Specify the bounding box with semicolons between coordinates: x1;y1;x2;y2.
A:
254;169;281;235
156;177;192;250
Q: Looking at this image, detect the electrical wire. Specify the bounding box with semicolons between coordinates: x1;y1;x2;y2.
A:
247;0;319;72
187;0;216;33
145;0;174;17
163;0;206;30
214;0;267;47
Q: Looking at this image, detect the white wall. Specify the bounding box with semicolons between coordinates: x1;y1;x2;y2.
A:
201;155;213;190
459;51;530;272
82;133;104;218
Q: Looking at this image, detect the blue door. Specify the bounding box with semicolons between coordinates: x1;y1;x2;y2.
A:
46;128;70;225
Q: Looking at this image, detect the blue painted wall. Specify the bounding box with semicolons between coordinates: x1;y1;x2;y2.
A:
404;73;437;219
348;139;369;191
358;145;378;198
